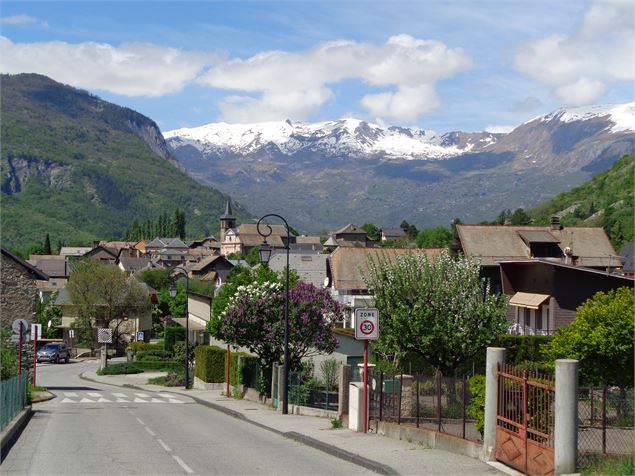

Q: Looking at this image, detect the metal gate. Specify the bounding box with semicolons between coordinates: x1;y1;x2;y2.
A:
496;363;555;476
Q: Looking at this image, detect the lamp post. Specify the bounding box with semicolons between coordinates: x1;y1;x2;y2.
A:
257;214;290;415
170;266;190;389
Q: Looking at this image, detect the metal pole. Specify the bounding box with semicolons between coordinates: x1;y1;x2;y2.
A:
416;375;420;428
398;372;403;425
226;344;231;397
18;323;23;375
185;274;189;389
379;372;384;421
462;375;467;439
363;340;368;432
33;325;37;387
283;226;290;415
602;386;607;454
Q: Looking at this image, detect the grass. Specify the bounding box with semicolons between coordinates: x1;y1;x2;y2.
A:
580;455;634;475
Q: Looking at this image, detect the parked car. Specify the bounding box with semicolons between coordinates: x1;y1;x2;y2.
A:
37;343;70;364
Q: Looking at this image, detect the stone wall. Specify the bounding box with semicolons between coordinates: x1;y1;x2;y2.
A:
0;253;40;329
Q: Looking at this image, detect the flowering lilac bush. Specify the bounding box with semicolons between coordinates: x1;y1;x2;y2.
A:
216;281;344;370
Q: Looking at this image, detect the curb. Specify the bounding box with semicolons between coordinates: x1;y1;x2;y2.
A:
79;372;399;475
1;406;32;462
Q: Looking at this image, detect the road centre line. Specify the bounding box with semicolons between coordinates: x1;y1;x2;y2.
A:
172;455;195;474
145;427;157;437
136;417;145;425
156;439;172;452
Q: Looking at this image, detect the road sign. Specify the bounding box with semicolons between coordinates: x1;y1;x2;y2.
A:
69;329;75;339
31;323;42;341
12;319;29;334
97;328;113;344
354;308;379;340
137;331;144;341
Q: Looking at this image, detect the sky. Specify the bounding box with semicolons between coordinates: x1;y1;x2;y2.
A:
1;0;634;133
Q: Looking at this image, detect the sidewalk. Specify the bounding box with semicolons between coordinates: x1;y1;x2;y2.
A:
79;369;503;476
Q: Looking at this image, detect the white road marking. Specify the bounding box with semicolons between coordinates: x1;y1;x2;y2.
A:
133;398;148;403
60;398;75;403
157;439;172;452
116;398;131;403
112;392;127;398
145;427;156;437
157;393;173;398
168;398;185;404
150;398;165;403
135;393;150;398
64;392;78;397
87;392;102;397
97;397;112;403
136;417;145;425
172;455;194;474
79;398;94;403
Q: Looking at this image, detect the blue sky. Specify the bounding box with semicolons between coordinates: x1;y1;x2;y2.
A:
1;1;633;133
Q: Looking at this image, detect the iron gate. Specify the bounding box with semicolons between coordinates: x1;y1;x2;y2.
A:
496;363;555;476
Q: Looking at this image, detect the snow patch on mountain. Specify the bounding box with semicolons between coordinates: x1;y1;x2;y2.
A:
535;102;635;132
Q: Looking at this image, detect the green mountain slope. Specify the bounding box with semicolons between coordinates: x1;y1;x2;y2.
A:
1;74;250;251
528;154;634;250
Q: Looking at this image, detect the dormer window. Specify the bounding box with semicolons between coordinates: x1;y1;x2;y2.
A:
516;230;563;259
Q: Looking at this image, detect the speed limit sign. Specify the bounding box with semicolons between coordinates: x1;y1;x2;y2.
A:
354;308;379;340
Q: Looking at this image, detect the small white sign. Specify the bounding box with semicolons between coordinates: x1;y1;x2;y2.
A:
69;329;75;339
31;323;42;341
354;308;379;340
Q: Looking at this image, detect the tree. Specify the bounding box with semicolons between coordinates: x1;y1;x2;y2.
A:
213;281;344;370
362;223;381;242
36;293;63;339
364;250;508;376
510;208;531;225
400;220;418;240
416;226;453;248
137;268;173;291
43;233;52;254
542;287;634;389
174;209;186;239
0;330;18;380
66;261;152;347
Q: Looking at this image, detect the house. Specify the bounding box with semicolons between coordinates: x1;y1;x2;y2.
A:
500;260;634;335
59;247;93;259
185;255;234;285
117;256;152;275
54;286;153;347
145;237;189;257
326;247;443;327
452;219;621;293
380;227;407;242
268;251;328;288
189;236;220;251
221;223;287;256
172;292;212;346
291;235;324;253
83;245;119;265
28;254;72;300
1;247;49;329
324;224;374;249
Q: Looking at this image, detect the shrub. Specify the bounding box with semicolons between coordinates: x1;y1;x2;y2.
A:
173;341;196;368
194;346;226;383
496;335;552;365
127;342;163;352
97;363;144;375
468;375;486;436
239;355;261;388
136;350;173;361
164;326;185;353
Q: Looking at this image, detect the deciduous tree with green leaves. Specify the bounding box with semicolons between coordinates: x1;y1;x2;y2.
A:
364;250;508;376
542;287;634;389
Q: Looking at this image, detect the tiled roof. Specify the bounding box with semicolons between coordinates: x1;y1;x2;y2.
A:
332;223;366;235
269;251;328;288
456;225;618;268
328;247;443;291
2;248;50;280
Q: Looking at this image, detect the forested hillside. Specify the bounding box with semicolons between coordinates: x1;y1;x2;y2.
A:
0;74;250;254
528;154;634;250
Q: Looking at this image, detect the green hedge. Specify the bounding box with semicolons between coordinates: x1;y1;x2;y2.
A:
127;342;163;352
239;355;261;387
97;363;143;375
133;361;182;372
164;326;185;353
136;350;173;361
194;346;226;383
496;335;553;365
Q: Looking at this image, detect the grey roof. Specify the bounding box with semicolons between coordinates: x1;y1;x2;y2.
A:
381;228;406;238
118;256;151;274
517;230;560;244
59;247;93;257
146;237;188;249
621;241;634;272
189;255;233;272
27;255;69;278
332;223;367;235
228;259;251;268
269;251;328;288
221;200;234;219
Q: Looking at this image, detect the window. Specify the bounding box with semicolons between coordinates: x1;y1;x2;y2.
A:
536;307;543;330
524;308;531;327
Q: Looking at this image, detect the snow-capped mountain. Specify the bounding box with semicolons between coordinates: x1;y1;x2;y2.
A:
164;102;634;232
164;118;500;160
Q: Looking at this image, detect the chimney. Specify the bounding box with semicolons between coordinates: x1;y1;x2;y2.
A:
550;216;562;230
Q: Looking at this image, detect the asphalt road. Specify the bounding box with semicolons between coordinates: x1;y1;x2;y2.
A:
1;360;367;475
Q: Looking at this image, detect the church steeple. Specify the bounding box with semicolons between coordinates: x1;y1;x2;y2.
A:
220;199;236;241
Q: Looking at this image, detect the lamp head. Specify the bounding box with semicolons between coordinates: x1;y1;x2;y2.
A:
259;241;273;266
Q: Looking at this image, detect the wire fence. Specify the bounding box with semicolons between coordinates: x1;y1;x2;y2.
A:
1;373;29;431
577;386;635;468
287;370;339;411
369;371;480;442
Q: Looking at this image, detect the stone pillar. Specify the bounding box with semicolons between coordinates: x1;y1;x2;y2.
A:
398;375;414;418
482;347;506;461
555;359;578;475
271;364;279;408
338;364;351;418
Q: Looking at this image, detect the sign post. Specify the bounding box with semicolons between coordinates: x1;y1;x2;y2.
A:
354;308;379;433
32;324;41;386
97;328;113;370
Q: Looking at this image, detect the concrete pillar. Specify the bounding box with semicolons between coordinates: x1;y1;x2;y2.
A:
482;347;506;461
271;364;278;407
398;375;414;418
555;359;578;475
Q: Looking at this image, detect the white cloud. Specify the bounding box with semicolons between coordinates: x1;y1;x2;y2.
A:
0;37;215;96
2;15;40;26
200;35;471;123
485;124;515;134
514;0;635;106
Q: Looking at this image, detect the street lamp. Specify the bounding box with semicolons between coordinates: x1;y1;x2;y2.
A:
257;214;291;415
170;266;190;389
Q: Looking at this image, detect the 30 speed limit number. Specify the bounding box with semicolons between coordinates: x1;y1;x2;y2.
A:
354;308;379;340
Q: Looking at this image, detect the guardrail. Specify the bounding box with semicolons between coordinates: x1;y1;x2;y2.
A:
1;373;29;430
